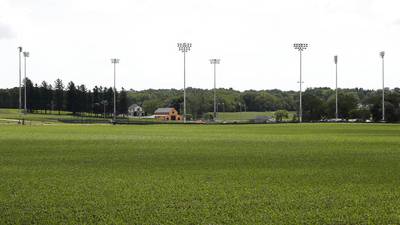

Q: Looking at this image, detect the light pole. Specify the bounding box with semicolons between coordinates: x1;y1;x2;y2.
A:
293;43;308;123
23;51;30;114
380;51;385;122
18;47;23;116
177;42;192;123
334;55;338;120
111;58;120;123
210;59;220;121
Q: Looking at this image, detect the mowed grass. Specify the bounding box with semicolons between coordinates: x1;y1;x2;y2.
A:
0;108;155;124
0;124;400;224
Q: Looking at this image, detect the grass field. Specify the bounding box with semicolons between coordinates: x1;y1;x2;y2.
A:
217;111;295;121
1;123;400;224
0;109;157;124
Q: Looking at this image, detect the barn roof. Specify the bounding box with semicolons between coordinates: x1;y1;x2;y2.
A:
154;108;174;114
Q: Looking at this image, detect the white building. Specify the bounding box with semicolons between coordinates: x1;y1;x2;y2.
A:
128;104;144;117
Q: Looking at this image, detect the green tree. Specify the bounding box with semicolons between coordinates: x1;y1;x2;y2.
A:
327;92;359;119
118;88;128;116
54;79;64;114
274;110;289;122
66;81;78;114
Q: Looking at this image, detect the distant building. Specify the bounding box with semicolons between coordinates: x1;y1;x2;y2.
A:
154;108;182;121
128;104;144;117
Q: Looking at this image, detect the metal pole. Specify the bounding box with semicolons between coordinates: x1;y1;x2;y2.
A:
18;47;22;115
213;63;217;120
382;56;385;121
183;51;186;123
299;51;303;123
335;57;338;120
114;62;117;122
24;55;27;114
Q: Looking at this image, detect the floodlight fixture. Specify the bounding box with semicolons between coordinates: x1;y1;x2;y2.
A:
209;59;220;64
178;43;192;53
111;58;120;64
293;43;308;51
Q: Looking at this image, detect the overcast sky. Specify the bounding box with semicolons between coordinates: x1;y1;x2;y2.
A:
0;0;399;91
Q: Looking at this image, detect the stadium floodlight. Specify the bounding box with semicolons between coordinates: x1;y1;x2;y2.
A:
23;51;30;114
111;58;120;123
380;51;385;122
293;43;308;123
334;55;338;120
18;47;23;118
177;42;192;123
210;59;220;121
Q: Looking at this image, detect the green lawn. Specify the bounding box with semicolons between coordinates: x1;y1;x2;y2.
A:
0;123;400;224
217;111;295;121
0;108;103;123
0;108;156;124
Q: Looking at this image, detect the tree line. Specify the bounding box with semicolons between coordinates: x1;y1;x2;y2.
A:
1;78;400;122
0;78;128;117
128;87;400;122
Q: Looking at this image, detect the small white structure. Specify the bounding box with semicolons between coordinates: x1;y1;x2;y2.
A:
128;104;144;117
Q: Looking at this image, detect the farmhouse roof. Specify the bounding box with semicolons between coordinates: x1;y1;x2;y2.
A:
128;104;140;109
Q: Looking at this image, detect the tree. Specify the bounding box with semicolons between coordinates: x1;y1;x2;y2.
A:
327;92;359;119
105;87;114;115
66;81;78;114
39;81;53;113
302;90;327;121
76;84;88;114
118;88;128;116
92;86;101;115
274;110;289;122
349;108;371;121
24;78;35;112
54;79;64;114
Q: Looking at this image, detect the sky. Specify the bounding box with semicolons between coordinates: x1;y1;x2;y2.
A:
0;0;399;91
